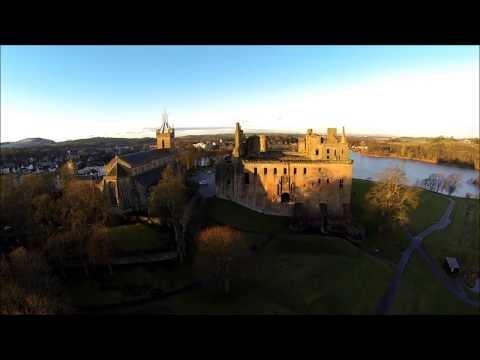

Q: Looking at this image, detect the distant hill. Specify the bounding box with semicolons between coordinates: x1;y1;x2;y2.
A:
0;138;56;148
56;137;154;148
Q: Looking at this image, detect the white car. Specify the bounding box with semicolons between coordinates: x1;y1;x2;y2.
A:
198;180;208;185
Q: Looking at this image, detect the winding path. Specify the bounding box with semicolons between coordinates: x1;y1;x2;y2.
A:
375;198;480;314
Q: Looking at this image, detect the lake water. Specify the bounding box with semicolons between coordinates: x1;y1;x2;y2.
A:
350;152;480;199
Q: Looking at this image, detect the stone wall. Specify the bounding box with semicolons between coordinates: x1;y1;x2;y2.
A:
216;158;353;217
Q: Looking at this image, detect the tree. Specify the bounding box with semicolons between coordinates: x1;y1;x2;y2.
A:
442;173;462;196
58;160;77;187
30;193;59;247
149;164;189;262
176;148;202;171
86;224;114;275
366;167;420;227
421;173;445;193
46;181;107;276
0;175;25;227
195;226;243;295
0;247;67;314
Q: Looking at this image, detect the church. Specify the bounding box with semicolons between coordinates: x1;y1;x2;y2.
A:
100;114;176;212
215;122;354;218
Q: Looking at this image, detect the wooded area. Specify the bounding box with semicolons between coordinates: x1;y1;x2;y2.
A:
351;137;480;170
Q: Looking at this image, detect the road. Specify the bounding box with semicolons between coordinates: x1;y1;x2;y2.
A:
191;168;216;199
375;198;480;314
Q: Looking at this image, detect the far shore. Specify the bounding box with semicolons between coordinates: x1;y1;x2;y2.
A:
353;151;479;171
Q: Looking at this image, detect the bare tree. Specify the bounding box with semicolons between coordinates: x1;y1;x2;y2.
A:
195;226;244;295
0;248;67;314
442;173;462;196
366;167;420;227
86;224;114;275
421;173;445;193
149;164;189;262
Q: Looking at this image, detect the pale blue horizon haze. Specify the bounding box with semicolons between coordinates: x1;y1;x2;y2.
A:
1;45;478;142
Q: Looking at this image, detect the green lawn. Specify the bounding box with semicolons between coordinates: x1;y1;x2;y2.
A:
66;264;195;308
206;196;291;234
391;253;479;314
108;223;173;254
422;197;480;272
351;179;450;262
72;179;475;314
250;234;394;314
114;231;394;314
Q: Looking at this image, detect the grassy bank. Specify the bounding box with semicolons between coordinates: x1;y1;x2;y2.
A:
422;196;479;273
108;223;173;254
71;178;473;314
117;233;394;314
351;179;450;262
205;196;291;234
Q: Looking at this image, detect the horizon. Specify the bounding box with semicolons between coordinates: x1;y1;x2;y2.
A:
3;126;479;145
1;45;479;142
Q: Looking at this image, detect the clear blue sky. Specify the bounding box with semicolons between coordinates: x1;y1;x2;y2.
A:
1;45;478;141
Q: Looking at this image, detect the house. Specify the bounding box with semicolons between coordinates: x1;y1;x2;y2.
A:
193;142;207;150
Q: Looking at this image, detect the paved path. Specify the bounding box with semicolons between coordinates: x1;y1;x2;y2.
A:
375;198;480;314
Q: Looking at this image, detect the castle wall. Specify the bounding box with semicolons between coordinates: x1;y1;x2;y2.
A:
216;159;353;217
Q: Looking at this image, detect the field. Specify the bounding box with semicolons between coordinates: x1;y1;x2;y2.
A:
69;179;478;314
104;192;396;314
112;234;394;314
351;179;450;262
422;196;480;271
392;253;479;314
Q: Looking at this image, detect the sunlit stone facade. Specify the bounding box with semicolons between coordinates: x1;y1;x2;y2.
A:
216;123;354;217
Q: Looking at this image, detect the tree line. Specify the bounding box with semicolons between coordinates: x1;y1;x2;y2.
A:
356;139;480;170
0;164;113;314
416;173;463;196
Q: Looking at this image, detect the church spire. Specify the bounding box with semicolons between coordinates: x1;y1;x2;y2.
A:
160;109;170;133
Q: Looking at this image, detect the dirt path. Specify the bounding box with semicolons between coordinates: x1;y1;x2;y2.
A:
375;198;480;314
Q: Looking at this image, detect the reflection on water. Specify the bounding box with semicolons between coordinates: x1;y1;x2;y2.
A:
351;152;480;199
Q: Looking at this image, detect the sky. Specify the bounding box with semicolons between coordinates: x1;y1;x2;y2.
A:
1;45;478;142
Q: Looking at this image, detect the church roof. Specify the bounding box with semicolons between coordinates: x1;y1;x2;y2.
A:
118;149;172;168
135;168;163;188
107;163;129;177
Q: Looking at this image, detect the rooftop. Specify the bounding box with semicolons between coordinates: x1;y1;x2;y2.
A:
135;168;163;188
118;149;172;168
